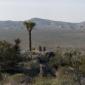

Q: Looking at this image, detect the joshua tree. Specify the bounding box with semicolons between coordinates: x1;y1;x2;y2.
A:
43;46;46;52
14;38;21;51
24;21;36;51
38;45;42;52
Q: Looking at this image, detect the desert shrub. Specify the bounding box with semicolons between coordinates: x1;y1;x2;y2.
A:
63;49;83;85
33;77;54;85
79;55;85;76
48;50;63;67
0;40;23;71
57;74;76;85
1;73;28;85
0;72;3;82
24;61;40;77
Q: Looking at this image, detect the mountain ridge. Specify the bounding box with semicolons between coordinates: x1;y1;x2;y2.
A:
0;18;85;31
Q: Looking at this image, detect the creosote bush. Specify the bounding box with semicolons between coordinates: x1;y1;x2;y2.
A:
0;40;22;70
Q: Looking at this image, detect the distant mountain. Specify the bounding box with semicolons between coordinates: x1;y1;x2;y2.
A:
0;18;85;31
30;18;85;31
0;21;22;30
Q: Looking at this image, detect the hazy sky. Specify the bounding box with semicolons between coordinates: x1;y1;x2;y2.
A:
0;0;85;22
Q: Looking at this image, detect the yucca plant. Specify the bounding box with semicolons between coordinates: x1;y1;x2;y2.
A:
24;21;36;52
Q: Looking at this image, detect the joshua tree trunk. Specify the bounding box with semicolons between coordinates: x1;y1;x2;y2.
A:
29;31;32;51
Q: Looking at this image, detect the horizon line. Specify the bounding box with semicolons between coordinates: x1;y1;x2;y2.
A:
0;17;84;23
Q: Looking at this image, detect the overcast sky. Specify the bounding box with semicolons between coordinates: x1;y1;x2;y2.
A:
0;0;85;22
